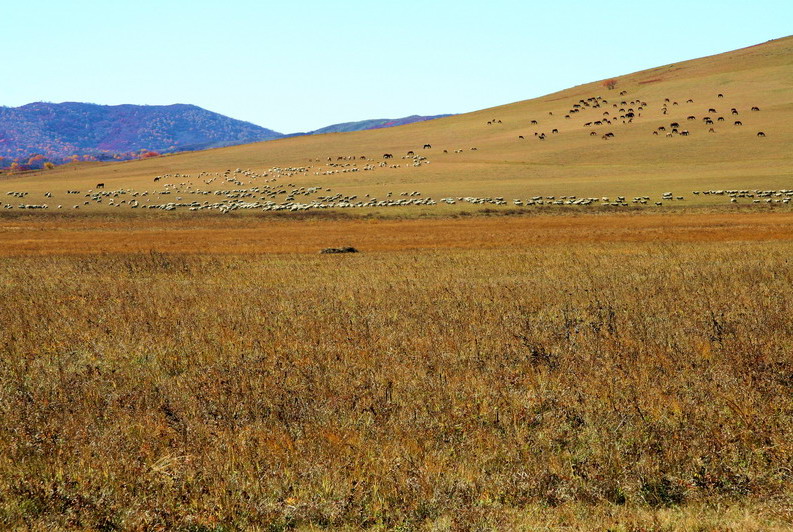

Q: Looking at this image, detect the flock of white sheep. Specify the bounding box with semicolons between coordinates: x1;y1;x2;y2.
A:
6;177;791;212
3;155;791;212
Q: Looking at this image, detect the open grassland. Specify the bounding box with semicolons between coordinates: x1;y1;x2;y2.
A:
1;35;792;531
2;37;792;214
0;213;791;530
1;209;793;256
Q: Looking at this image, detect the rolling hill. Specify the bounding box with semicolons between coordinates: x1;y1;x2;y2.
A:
304;114;454;135
3;36;792;211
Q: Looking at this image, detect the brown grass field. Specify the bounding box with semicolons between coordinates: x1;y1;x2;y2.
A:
1;211;792;530
0;37;792;531
1;209;793;256
0;221;792;530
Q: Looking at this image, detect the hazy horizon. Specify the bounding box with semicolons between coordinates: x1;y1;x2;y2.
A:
5;1;792;132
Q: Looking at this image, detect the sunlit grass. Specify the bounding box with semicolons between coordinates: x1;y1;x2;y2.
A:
0;238;790;529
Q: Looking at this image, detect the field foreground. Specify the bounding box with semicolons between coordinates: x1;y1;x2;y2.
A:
1;209;793;256
1;212;792;530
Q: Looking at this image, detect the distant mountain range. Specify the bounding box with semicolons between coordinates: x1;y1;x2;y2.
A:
0;102;451;170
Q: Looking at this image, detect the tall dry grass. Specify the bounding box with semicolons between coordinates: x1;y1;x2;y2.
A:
0;243;791;530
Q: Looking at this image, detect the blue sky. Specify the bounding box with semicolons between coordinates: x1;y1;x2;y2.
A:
3;1;791;133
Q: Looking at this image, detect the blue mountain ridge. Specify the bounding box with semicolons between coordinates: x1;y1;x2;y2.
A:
0;102;452;169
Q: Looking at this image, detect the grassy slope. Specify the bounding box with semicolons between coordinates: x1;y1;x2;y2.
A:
3;36;792;208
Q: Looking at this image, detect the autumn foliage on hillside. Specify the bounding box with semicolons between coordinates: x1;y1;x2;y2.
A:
0;102;282;169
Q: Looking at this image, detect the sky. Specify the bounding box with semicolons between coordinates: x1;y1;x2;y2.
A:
3;0;791;133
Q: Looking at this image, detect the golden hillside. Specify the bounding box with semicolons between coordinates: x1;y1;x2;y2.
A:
4;36;792;211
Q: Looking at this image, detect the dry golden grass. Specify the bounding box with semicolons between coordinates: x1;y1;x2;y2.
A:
1;209;793;256
0;220;791;529
1;36;792;531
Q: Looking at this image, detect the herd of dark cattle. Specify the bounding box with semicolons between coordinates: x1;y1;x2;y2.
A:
486;92;767;140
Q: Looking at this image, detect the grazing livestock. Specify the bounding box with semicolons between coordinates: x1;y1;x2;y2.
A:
531;120;538;125
423;144;431;149
732;108;739;115
757;132;766;137
734;121;742;126
751;106;760;111
718;93;724;98
552;129;559;134
518;135;524;139
708;108;717;113
96;183;105;189
383;153;393;159
709;128;716;133
590;131;598;136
